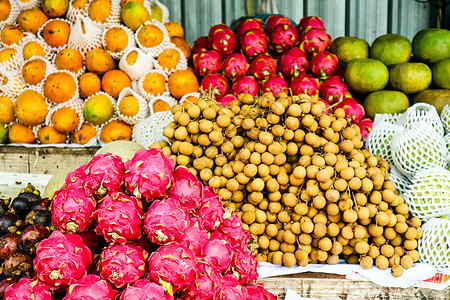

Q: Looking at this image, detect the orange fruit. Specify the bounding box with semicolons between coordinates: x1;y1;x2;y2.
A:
104;27;129;54
9;123;36;144
79;72;101;99
41;0;69;18
14;90;49;126
22;41;47;61
52;106;80;133
0;95;15;123
71;0;90;10
18;8;49;34
157;48;181;72
152;100;171;112
142;72;166;96
88;0;112;24
121;2;150;31
54;48;84;74
168;68;199;99
1;25;26;46
164;21;184;39
21;58;47;86
0;0;11;22
120;0;143;7
118;95;140;117
69;123;97;145
43;72;77;103
137;24;164;48
85;48;116;75
83;93;115;125
0;48;17;63
100;120;132;143
101;70;131;98
42;19;71;48
125;50;138;65
182;95;200;107
170;36;191;60
38;125;67;144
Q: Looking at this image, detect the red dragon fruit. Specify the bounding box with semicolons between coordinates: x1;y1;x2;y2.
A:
218;94;237;106
300;28;332;55
231;76;260;97
94;192;144;243
249;53;278;81
310;51;339;78
278;47;309;79
183;264;223;300
193;50;221;76
34;231;92;289
124;148;175;200
297;16;326;33
65;164;88;189
51;186;96;234
210;212;252;250
120;279;173;300
236;18;264;36
245;283;277;300
240;28;269;59
264;15;292;34
218;274;249;300
177;218;209;256
192;36;208;55
208;24;231;39
143;198;189;245
98;243;148;289
201;73;230;99
261;75;289;96
167;167;203;212
79;227;106;254
196;192;226;231
335;97;365;124
230;247;259;284
291;74;319;96
357;118;373;139
63;274;118;300
4;277;53;300
318;75;348;103
208;28;237;57
147;243;198;292
222;53;249;80
269;23;299;53
202;238;233;273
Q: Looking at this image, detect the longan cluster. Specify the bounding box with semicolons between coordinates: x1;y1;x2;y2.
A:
153;92;422;277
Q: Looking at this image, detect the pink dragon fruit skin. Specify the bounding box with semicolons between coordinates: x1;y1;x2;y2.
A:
34;231;92;289
208;29;237;57
177;218;209;256
222;53;249;80
297;16;326;33
265;15;292;34
193;50;221;76
147;243;198;292
167;167;203;212
79;227;106;254
218;274;249;300
120;279;173;300
124;148;175;200
261;75;289;96
210;212;252;250
208;24;231;39
218;94;237;106
201;73;230;99
240;28;269;59
183;264;223;300
143;198;189;245
335;97;365;124
269;23;299;53
231;75;260;97
65;164;88;189
249;53;277;81
98;243;148;289
357;118;374;139
236;18;264;36
300;28;332;55
290;74;319;96
4;277;53;300
244;283;277;300
202;238;233;274
278;47;309;79
230;247;259;284
51;186;96;234
318;75;348;104
310;51;339;78
192;36;208;56
196;191;226;231
63;274;118;300
94;192;144;244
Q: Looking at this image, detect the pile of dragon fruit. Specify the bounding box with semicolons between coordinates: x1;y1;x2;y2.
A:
4;149;276;300
192;16;372;136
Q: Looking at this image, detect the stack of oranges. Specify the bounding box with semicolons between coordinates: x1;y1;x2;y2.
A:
0;0;199;145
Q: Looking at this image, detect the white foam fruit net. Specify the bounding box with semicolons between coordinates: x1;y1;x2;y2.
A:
0;0;20;28
388;164;411;196
135;20;171;57
137;69;169;100
132;111;174;148
150;0;170;23
441;104;450;134
116;87;149;125
101;24;136;60
68;17;104;57
148;95;177;115
0;71;26;97
67;0;88;23
418;216;450;269
86;0;121;29
0;47;22;72
366;120;405;165
403;167;450;220
154;46;187;75
444;132;450;166
372;113;402;127
16;0;40;10
180;92;201;106
37;18;72;52
391;121;447;177
45;98;85;131
396;103;445;136
20;36;54;61
119;47;154;82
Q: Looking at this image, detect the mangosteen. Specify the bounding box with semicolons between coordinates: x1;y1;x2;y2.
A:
25;210;51;227
29;200;50;212
18;225;50;255
16;183;41;204
9;197;30;220
0;233;20;261
0;277;19;299
0;213;21;236
2;252;33;278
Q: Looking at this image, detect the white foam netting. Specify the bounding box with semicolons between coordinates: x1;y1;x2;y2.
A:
116;87;149;125
37;18;72;52
148;94;177;115
0;70;26;97
388;164;412;196
68;17;104;57
67;0;88;23
137;69;169;100
396;103;444;136
372;113;402;127
150;0;170;23
441;104;450;134
444;132;450;166
132;110;174;148
418;216;450;269
391;121;447;177
101;24;136;60
179;92;201;106
366;120;405;165
16;0;40;10
0;0;20;28
0;47;22;72
86;0;121;29
45;98;85;131
41;70;79;104
403;167;450;220
19;36;54;61
22;56;56;88
135;20;171;57
153;46;187;75
0;25;34;48
119;47;154;82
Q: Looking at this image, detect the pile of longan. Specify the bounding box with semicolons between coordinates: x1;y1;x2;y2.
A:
152;92;423;277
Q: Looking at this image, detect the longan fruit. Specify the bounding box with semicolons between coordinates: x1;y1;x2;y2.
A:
300;220;314;234
313;222;327;238
360;256;373;269
357;207;370;220
404;227;418;240
376;255;389;270
269;251;283;265
355;241;370;255
278;210;291;224
325;223;339;237
381;244;395;258
384;227;397;240
342;209;358;223
318;237;332;251
390;265;403;277
375;211;389;226
283;230;296;245
347;254;359;264
403;239;418;251
394;222;408;234
409;217;421;228
268;202;282;214
294;203;308;216
242;210;256;225
341;226;354;240
354;225;367;240
395;203;409;215
368;224;384;237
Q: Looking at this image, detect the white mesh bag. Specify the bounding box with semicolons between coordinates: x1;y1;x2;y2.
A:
68;17;104;57
16;0;40;10
67;0;88;23
154;46;187;75
45;98;85;131
0;71;26;97
444;132;450;163
391;121;447;177
403;167;450;220
180;92;201;106
148;95;177;115
396;102;445;136
0;47;22;72
116;87;149;125
418;216;450;269
0;0;20;28
119;47;154;82
132;111;174;148
135;20;171;57
388;164;411;196
20;36;54;61
441;104;450;134
86;0;121;29
366;120;405;165
150;0;170;23
101;24;136;60
373;113;402;126
137;69;168;100
37;18;72;52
